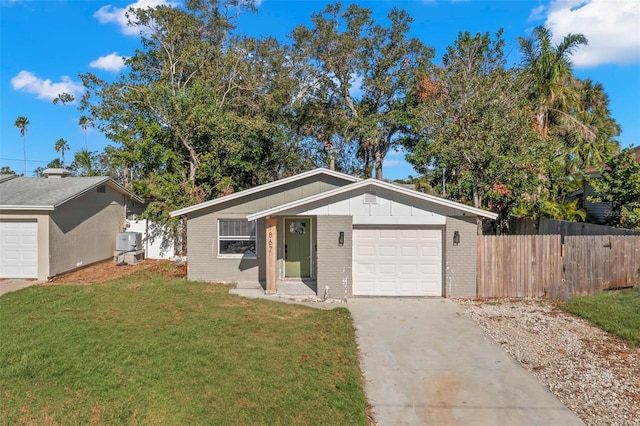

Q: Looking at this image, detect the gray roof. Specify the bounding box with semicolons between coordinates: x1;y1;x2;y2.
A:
0;176;142;210
0;174;17;183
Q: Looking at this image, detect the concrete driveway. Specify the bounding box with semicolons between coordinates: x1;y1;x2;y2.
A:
348;298;583;426
0;279;43;297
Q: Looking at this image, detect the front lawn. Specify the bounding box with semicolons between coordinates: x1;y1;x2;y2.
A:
0;267;368;424
560;288;640;347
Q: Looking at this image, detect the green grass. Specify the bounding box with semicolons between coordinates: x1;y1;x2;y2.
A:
560;288;640;347
0;268;368;425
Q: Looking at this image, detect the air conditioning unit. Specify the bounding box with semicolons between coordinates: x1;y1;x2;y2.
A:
116;232;142;251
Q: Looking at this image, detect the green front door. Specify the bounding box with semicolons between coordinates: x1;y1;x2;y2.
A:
284;218;311;277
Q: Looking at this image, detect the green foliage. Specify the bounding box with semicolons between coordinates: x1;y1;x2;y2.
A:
69;149;107;177
14;116;29;176
405;30;551;227
54;138;70;165
46;8;620;230
561;288;640;346
0;166;16;174
78;0;305;228
290;3;432;178
0;270;368;424
518;26;619;175
587;148;640;229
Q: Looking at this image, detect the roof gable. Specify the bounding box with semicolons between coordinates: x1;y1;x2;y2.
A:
247;179;498;221
169;168;360;217
0;176;143;210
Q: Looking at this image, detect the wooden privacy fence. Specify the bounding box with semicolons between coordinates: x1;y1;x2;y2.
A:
477;235;640;299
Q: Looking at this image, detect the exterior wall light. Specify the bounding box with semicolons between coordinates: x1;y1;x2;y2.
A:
453;231;460;246
338;231;345;247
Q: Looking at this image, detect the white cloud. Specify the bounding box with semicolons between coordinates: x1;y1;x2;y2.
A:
383;159;403;167
383;149;405;167
11;70;84;101
544;0;640;67
90;52;127;72
94;0;177;35
528;4;546;21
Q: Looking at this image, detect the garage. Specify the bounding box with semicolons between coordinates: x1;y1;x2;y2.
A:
352;227;443;296
0;221;38;279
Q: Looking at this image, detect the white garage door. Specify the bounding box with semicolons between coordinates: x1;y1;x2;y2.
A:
0;221;38;279
353;227;442;296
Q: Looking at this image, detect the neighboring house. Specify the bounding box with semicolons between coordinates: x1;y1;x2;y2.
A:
0;168;144;280
170;168;498;298
581;146;640;223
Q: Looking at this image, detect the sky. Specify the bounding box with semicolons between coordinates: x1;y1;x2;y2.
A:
1;0;639;181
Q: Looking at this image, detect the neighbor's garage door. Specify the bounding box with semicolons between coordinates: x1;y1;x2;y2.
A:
353;227;442;296
0;221;38;279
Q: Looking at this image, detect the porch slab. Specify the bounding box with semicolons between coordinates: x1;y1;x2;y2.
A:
229;281;344;309
277;280;317;296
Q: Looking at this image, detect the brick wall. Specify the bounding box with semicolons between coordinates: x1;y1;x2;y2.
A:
316;216;352;299
445;216;478;298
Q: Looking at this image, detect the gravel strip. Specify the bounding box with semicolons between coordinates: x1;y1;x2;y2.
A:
457;299;640;426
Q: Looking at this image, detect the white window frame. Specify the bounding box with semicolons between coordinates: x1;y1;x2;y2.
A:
217;219;257;258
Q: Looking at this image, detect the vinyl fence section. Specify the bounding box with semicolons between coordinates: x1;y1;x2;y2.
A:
477;235;640;299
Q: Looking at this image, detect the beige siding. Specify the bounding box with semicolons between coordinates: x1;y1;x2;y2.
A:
49;186;125;277
445;216;478;298
316;216;352;298
187;211;265;283
0;211;50;280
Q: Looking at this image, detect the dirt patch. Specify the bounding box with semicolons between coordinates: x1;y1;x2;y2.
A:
48;259;186;285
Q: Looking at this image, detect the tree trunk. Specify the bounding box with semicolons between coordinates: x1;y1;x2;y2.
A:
328;141;335;171
178;134;200;183
374;150;383;180
473;179;481;208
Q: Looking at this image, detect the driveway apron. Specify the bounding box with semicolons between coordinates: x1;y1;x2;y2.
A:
348;298;583;426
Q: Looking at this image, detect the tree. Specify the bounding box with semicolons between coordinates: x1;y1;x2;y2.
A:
518;26;619;179
289;3;371;172
518;26;587;139
14;116;29;175
54;138;70;165
587;148;640;229
33;158;63;177
405;31;552;228
289;4;432;178
562;78;620;173
355;8;432;179
78;116;93;150
77;0;301;230
69;149;106;177
1;166;16;174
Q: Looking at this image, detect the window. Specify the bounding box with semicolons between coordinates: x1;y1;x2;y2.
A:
218;219;257;256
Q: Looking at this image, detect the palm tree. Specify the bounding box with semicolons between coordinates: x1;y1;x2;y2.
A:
78;116;93;150
54;138;70;166
14;116;29;175
71;149;94;176
518;26;588;138
562;78;620;172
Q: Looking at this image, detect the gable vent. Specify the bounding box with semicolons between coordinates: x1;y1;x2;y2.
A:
363;191;377;204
